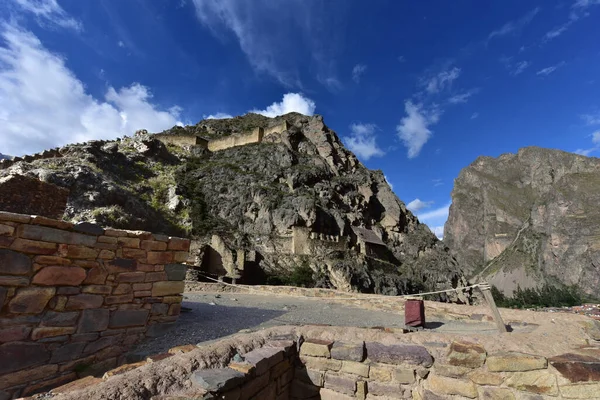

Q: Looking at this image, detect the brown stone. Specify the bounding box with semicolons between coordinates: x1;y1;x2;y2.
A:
365;342;433;367
369;364;393;381
173;251;189;263
468;369;505;386
152;281;185;296
64;294;104;310
324;371;356;395
122;248;147;260
141;240;167;251
102;361;147;378
479;387;516;400
10;238;58;254
50;295;68;311
105;228;128;237
0;275;29;286
560;382;600;398
290;379;320;399
168;303;181;316
98;235;118;244
82;285;112;295
78;308;110;333
301;339;333;358
105;293;134;304
67;245;99;259
22;372;77;396
168;344;198;354
30;216;72;230
505;370;558;395
229;361;256;375
133;282;152;291
57;286;80;295
427;375;478;399
105;258;136;273
32;326;75;340
99;249;115;259
168;237;190;251
0;342;50;374
41;311;80;327
0;249;32;275
331;341;365;362
145;271;168;282
83;266;108;284
487;352;548;372
146;352;173;362
18;224;95;245
0;224;14;237
0;326;32;342
244;347;285;375
50;342;87;363
32;266;87;286
340;361;369;377
367;381;404;398
51;376;103;394
109;309;149;328
118;237;140;248
395;368;416;384
117;272;146;283
161;295;183;303
0;363;58;390
447;341;487;368
434;364;471;378
549;353;600;383
300;355;342;371
9;287;55;313
147;251;174;264
75;260;99;269
134;290;152;297
113;283;132;294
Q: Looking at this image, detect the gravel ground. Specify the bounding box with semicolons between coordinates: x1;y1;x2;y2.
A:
129;292;517;357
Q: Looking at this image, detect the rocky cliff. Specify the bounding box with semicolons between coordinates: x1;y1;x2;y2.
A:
0;153;10;160
0;113;466;298
444;146;600;298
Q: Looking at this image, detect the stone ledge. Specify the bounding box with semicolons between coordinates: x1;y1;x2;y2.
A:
487;352;548;372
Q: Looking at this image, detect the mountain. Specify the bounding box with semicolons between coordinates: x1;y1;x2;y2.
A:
0;153;10;160
0;113;467;298
444;146;600;299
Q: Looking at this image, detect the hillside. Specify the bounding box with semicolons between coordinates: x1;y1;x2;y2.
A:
0;113;467;298
444;146;600;299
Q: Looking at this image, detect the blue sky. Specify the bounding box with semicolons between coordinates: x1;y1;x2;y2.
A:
1;0;600;238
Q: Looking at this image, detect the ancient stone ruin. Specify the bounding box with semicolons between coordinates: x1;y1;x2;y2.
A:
0;175;69;219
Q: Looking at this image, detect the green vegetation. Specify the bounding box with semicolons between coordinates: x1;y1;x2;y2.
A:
266;262;316;287
491;284;583;309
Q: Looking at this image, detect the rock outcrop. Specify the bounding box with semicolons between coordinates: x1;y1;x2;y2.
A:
444;146;600;298
0;113;466;298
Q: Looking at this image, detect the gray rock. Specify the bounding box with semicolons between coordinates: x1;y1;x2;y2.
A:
190;368;246;392
0;249;32;276
165;263;187;281
0;342;50;374
365;342;433;367
330;341;365;362
73;221;105;235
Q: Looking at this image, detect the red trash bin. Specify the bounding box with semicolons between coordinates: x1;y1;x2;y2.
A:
405;299;425;327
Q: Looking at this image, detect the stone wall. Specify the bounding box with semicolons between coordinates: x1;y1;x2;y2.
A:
208;127;264;152
264;120;291;136
0;176;69;219
0;211;190;399
153;134;208;148
292;227;347;256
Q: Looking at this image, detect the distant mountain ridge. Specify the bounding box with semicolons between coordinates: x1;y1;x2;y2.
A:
444;146;600;299
0;153;11;160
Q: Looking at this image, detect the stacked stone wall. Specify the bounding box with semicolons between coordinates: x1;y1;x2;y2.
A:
0;211;190;399
0;176;69;219
207;127;264;152
153;134;207;147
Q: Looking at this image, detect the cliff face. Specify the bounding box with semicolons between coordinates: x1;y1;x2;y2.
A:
445;146;600;298
0;113;466;298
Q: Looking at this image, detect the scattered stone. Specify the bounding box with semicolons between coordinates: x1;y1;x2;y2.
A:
487;352;548;372
447;341;486;368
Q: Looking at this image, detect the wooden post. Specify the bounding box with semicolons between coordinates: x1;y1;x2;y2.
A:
478;282;508;333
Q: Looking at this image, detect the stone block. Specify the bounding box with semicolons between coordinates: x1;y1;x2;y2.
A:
505;370;558;396
34;255;71;265
113;283;132;294
146;352;173;362
67;245;99;259
0;249;32;275
10;238;58;254
0;326;32;342
0;224;14;237
173;251;189;263
78;308;110;333
135;290;152;297
320;388;354;400
161;295;183;303
117;272;146;283
57;287;80;295
50;342;87;363
8;287;55;313
240;371;270;400
301;339;333;358
105;258;137;273
369;364;393;381
32;266;87;286
168;237;190;251
324;372;356;395
82;285;112;295
118;237;140;248
434;364;471;378
427;375;478;399
341;361;369;377
51;376;103;395
133;282;152;291
50;295;68;311
394;368;415;384
479;387;516;400
296;368;324;386
331;341;365;362
0;286;6;307
191;367;246;392
168;344;197;354
141;240;167;251
243;346;285;375
65;294;103;310
271;360;292;379
0;211;31;223
367;381;404;399
83;337;114;354
22;372;78;397
468;369;505;385
73;222;104;235
75;260;100;269
356;380;366;400
41;311;80;327
147;251;173;264
168;303;181;316
102;361;147;379
0;342;50;374
487;352;548;372
549;353;600;383
447;341;486;368
32;326;75;340
105;293;134;304
109;309;149;328
99;250;116;259
151;303;169;316
300;356;342;371
253;381;276;400
18;224;96;246
0;363;58;390
165;263;187;281
83;266;108;284
0;275;29;286
122;248;147;260
365;342;433;367
560;382;600;399
152;281;185;296
229;361;255;375
145;271;168;282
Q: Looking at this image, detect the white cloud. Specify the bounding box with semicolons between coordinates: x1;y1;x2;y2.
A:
424;67;461;94
414;202;451;240
544;23;571;40
343;123;384;161
190;0;342;88
430;226;445;240
574;130;600;156
396;101;440;158
11;0;82;31
352;64;367;83
406;198;433;213
448;88;479;104
488;7;540;40
250;92;315;117
0;25;182;156
384;175;393;190
543;0;600;42
470;113;479;120
536;61;565;76
432;179;443;187
581;112;600;125
204;112;233;120
118;40;125;48
512;60;531;76
574;0;600;7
